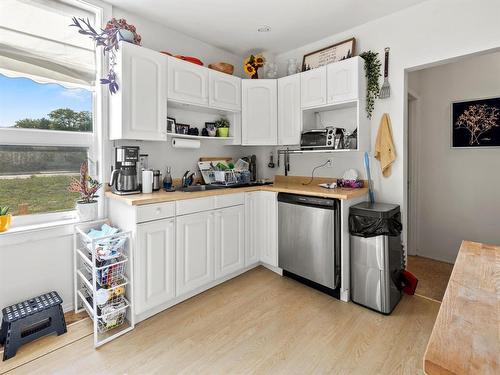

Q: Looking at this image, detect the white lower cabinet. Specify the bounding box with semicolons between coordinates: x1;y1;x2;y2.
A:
135;218;176;315
245;191;278;267
215;205;245;278
176;211;215;296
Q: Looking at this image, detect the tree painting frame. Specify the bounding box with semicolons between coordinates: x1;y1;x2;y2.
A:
451;96;500;148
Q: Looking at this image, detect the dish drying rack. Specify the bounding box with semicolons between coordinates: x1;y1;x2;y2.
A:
198;159;252;186
73;220;134;347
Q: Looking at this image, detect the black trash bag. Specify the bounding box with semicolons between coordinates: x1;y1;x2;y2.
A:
349;211;402;238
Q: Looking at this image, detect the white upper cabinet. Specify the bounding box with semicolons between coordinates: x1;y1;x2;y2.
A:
176;211;214;296
242;79;278;145
327;57;362;103
168;57;209;106
135;218;175;314
278;74;302;145
209;70;241;111
214;205;245;279
109;42;168;141
300;66;327;108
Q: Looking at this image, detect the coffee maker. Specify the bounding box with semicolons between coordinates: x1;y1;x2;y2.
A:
109;146;141;195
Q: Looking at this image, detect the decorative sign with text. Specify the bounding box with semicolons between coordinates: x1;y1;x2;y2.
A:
302;38;356;71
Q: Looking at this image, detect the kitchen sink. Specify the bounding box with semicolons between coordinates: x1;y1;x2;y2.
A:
180;185;224;192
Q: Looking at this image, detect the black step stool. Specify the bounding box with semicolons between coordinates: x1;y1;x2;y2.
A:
0;291;67;361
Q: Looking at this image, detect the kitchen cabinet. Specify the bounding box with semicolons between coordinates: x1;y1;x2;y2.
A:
278;74;302;145
245;192;278;267
259;192;278;267
215;205;245;278
327;57;361;103
209;70;241;111
135;218;175;314
168;56;209;106
176;211;214;296
109;42;168;141
300;66;327;108
244;192;260;266
242;79;277;145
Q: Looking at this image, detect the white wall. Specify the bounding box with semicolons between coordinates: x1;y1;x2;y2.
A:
267;0;500;246
408;52;500;263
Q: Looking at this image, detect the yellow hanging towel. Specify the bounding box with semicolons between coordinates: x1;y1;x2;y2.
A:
374;113;396;177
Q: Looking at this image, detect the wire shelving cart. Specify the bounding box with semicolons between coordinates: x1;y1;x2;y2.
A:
73;219;134;347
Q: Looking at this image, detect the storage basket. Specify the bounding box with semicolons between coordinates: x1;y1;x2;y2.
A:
83;259;126;287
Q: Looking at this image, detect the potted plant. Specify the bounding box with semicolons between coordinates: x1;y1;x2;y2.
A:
68;161;102;222
215;117;230;137
0;206;11;233
243;54;265;79
70;17;141;94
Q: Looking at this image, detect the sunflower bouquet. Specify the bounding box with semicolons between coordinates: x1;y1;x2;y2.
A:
243;54;265;79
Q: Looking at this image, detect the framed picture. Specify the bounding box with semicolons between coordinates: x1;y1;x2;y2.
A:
167;117;176;133
205;122;215;132
175;123;190;135
451;96;500;148
302;38;356;71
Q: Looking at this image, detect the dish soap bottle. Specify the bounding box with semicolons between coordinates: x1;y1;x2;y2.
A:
163;166;172;190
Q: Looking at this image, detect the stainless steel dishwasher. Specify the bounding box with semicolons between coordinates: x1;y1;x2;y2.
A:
278;193;341;291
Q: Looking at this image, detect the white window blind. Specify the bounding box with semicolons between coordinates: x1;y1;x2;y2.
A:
0;0;96;88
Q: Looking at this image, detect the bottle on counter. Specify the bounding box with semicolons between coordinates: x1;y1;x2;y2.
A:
163;166;173;190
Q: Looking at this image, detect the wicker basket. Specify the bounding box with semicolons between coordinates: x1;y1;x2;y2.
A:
208;62;234;75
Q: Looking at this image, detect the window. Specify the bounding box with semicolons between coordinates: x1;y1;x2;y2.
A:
0;0;103;226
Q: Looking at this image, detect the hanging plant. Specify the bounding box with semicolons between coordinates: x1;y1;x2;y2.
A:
359;51;382;119
70;17;141;94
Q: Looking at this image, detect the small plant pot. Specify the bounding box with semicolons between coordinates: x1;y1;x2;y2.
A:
76;200;98;222
217;127;229;137
118;29;135;43
0;214;12;232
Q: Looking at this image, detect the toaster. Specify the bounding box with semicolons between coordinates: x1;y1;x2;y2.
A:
300;127;345;150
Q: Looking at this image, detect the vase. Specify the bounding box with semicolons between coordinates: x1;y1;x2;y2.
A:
287;58;299;75
76;200;98;222
251;71;259;79
217;127;229;137
118;29;135;43
0;214;11;232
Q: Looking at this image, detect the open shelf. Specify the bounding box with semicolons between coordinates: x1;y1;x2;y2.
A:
168;133;234;141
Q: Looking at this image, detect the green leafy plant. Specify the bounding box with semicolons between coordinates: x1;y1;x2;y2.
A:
359;51;382;119
214;117;230;128
0;206;9;216
68;160;102;203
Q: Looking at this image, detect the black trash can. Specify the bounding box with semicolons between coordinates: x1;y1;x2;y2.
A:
349;202;403;314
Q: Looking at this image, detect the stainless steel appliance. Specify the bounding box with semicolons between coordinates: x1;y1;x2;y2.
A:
349;202;403;314
109;146;141;195
300;127;345;150
278;193;341;291
152;170;161;191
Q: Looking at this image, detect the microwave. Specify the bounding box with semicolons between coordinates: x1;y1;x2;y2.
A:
300;127;344;150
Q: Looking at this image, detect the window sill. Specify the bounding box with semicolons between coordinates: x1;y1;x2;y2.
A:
0;218;80;247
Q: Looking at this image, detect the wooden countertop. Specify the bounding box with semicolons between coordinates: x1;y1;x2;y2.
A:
105;176;369;206
423;240;499;375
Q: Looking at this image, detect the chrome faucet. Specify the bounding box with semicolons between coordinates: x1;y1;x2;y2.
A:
182;170;195;188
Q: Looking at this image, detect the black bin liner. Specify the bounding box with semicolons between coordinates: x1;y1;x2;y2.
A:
349;202;402;238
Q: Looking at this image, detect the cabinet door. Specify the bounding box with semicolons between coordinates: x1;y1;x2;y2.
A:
327;57;360;103
135;219;175;314
209;70;241;111
176;212;214;295
259;192;278;267
110;42;168;141
242;79;277;145
300;66;327;108
168;57;209;106
244;192;260;266
278;75;302;145
215;205;245;278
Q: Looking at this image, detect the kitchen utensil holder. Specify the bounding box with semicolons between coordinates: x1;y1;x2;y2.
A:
73;220;134;347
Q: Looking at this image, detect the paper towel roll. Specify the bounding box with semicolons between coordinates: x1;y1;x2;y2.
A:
171;138;201;149
142;170;153;193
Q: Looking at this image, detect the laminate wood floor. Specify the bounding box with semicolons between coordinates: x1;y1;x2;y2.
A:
6;267;440;375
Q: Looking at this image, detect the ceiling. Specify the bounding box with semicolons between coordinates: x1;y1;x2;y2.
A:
106;0;426;56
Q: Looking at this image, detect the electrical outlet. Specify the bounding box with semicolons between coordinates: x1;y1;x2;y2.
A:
326;159;333;167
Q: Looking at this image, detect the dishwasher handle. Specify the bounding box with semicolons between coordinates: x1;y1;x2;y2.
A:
277;193;339;210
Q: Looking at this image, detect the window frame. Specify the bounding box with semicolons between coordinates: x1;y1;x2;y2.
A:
0;0;110;229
